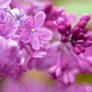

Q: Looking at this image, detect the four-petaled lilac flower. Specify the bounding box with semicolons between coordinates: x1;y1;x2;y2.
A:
20;11;53;50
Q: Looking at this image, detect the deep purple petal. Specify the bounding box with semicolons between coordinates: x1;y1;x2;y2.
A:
34;11;46;28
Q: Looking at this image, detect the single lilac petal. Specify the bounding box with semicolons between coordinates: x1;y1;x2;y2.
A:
56;67;61;77
34;11;46;28
67;14;77;24
20;30;30;43
37;27;53;41
63;73;69;84
86;56;92;64
49;66;57;73
68;72;75;83
30;33;40;50
24;16;33;30
32;51;46;58
0;0;11;8
72;68;79;75
0;36;6;52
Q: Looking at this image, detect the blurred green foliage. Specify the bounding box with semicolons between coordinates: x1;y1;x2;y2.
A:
77;74;92;84
53;0;92;18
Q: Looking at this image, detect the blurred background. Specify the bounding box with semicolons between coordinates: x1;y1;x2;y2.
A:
53;0;92;18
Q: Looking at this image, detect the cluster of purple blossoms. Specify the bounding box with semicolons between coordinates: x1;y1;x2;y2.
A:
0;0;92;91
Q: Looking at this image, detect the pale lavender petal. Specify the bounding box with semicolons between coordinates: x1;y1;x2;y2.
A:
0;36;6;52
37;27;53;41
32;51;46;58
63;73;69;84
24;16;33;30
34;11;46;28
30;34;40;50
20;30;30;43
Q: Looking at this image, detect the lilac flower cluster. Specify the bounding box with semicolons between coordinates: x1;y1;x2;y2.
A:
0;0;92;89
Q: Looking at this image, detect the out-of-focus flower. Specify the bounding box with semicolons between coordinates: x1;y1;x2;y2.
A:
30;41;79;85
47;43;80;85
76;45;92;73
0;9;17;38
0;36;20;78
0;36;31;79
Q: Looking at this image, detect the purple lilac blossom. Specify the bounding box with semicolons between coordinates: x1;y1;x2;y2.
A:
0;37;20;78
19;11;53;50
